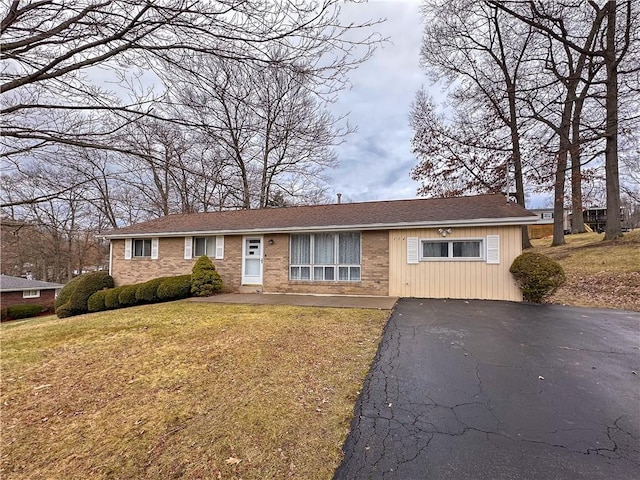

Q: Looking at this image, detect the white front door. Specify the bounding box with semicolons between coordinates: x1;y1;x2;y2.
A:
242;236;263;285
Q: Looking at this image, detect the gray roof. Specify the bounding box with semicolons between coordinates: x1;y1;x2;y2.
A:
104;194;538;238
0;275;64;292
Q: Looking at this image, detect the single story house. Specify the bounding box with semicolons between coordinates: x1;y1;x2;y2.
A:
103;194;538;302
0;275;64;309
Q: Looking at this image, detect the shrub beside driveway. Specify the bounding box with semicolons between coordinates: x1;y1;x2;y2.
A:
1;302;388;480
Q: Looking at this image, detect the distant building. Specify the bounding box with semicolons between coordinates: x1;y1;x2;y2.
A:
527;208;570;239
0;275;64;313
581;207;629;233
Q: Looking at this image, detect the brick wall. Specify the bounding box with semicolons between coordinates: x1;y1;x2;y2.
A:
111;230;390;296
110;237;242;290
1;289;56;309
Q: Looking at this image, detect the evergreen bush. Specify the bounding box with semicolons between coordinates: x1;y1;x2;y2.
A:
136;277;167;303
118;284;139;307
104;286;126;310
157;275;192;301
55;271;114;318
87;290;108;312
7;304;43;319
191;255;223;296
510;252;566;303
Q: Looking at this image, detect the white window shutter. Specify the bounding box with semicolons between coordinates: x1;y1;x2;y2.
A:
407;237;419;264
151;237;159;260
215;236;224;260
184;236;193;260
486;235;500;264
124;239;132;260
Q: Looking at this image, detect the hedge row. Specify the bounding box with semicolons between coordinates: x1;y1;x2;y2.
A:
3;304;45;320
87;275;192;313
55;271;114;318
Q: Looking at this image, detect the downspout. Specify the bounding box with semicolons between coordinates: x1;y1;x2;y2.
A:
108;240;113;277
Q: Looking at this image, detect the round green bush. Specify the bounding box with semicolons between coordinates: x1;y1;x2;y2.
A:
157;275;192;301
136;277;168;303
118;284;139;307
55;271;114;318
87;290;108;312
191;255;223;297
104;286;126;310
7;304;43;319
510;252;566;303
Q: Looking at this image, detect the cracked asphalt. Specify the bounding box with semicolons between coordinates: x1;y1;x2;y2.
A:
334;298;640;480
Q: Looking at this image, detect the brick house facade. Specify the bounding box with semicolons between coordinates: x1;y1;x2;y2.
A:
0;275;63;312
105;195;537;301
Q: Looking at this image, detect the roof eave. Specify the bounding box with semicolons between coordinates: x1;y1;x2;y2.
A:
103;216;539;239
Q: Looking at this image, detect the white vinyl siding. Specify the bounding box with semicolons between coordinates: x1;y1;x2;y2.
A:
389;227;522;301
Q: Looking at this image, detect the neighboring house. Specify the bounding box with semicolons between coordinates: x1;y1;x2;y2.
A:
527;208;571;239
103;194;538;302
0;275;64;309
582;207;626;233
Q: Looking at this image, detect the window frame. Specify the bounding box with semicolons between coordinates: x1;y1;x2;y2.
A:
289;232;361;282
419;238;484;261
132;238;152;258
193;236;216;257
23;289;40;298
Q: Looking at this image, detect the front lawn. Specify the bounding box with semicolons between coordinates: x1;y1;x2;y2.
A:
1;302;388;479
531;230;640;311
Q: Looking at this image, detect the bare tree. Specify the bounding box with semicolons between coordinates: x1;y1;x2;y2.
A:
488;0;639;240
169;55;345;209
1;0;382;204
413;0;538;247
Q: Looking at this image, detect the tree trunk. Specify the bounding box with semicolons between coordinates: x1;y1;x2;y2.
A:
552;149;568;246
604;1;622;240
570;96;586;233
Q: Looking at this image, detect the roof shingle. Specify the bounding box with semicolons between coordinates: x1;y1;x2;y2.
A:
104;194;537;237
0;275;64;292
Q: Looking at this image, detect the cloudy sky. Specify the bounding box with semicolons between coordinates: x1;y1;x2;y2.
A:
328;0;426;203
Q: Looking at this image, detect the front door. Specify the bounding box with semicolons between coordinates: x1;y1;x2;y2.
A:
242;236;263;285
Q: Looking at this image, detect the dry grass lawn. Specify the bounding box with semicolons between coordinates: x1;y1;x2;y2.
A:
1;302;389;479
531;229;640;311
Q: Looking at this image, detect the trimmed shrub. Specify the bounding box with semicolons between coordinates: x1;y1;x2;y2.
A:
7;304;43;320
87;290;108;312
118;284;139;307
104;286;126;310
510;252;566;303
157;275;192;301
55;271;114;318
191;255;223;297
136;277;168;303
55;275;83;310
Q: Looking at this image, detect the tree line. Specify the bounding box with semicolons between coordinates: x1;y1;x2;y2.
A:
411;0;639;246
1;0;381;281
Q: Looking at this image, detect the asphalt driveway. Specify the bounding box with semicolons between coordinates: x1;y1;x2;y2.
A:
334;298;640;480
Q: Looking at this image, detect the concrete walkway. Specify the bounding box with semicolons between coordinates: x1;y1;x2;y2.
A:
187;293;398;310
